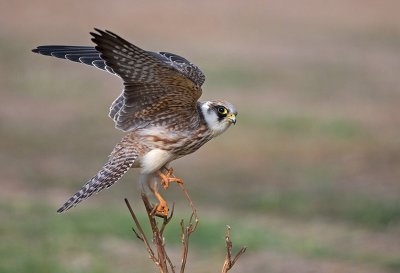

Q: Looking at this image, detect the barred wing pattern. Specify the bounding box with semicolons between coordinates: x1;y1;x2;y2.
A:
57;144;138;213
32;46;205;86
32;45;116;74
91;29;203;131
148;51;205;86
32;29;206;132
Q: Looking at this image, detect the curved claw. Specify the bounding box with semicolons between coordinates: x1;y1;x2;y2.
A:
154;203;169;218
158;168;184;190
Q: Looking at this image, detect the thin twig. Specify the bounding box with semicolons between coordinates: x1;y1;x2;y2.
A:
125;175;246;273
160;202;174;235
156;169;200;272
179;220;186;273
141;194;169;273
131;227;144;242
124;198;157;263
179;210;199;273
221;225;247;273
165;252;176;273
178;183;199;232
160;167;199;233
161;166;199;228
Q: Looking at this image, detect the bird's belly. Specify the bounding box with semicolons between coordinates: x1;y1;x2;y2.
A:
135;126;213;170
139;149;174;174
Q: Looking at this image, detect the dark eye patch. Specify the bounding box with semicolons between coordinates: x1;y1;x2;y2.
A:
215;106;228;119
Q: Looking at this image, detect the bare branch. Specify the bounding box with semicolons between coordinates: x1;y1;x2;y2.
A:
124;198;157;263
221;225;247;273
161;166;199;228
124;183;246;273
131;227;144;242
160;202;174;235
141;194;169;273
165;252;176;273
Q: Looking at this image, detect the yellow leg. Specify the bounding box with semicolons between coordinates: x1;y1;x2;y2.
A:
157;168;184;190
149;184;169;217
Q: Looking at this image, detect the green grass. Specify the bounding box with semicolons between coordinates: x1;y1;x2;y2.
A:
246;189;400;229
386;259;400;272
239;113;366;140
1;200;399;273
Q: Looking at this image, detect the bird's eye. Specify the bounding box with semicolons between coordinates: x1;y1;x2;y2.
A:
217;106;228;116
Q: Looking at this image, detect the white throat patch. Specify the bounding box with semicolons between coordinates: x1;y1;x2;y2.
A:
201;101;230;137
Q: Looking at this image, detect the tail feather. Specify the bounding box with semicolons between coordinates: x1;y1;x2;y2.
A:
109;94;125;120
57;145;137;213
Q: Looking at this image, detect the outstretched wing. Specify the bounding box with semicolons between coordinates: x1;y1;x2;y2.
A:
32;45;117;74
147;51;205;87
57;143;138;213
90;29;204;131
32;46;205;86
33;30;206;132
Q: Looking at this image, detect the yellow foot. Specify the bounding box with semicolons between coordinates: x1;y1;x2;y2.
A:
154;201;169;218
158;168;184;190
151;189;169;217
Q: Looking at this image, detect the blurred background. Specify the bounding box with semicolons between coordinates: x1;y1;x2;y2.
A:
1;1;399;272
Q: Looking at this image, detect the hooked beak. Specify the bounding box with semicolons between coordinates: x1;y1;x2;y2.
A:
227;113;236;125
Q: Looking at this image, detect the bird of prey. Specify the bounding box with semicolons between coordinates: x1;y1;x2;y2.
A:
32;29;237;217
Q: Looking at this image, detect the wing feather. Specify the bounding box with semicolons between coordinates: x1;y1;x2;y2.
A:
32;29;206;131
32;45;115;74
91;29;202;131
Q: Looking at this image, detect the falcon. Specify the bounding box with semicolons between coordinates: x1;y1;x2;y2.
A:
32;29;237;217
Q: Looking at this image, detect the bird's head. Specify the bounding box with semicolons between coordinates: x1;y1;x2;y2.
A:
200;100;237;136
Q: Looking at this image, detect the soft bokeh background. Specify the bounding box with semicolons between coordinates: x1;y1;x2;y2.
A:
1;1;399;272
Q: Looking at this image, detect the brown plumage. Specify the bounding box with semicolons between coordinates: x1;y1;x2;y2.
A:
32;29;237;215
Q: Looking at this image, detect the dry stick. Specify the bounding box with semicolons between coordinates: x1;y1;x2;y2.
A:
125;196;173;273
161;167;199;224
141;194;169;273
162;167;199;230
125;173;245;273
165;251;176;273
160;207;176;273
160;203;174;235
175;184;198;273
124;198;157;264
161;167;199;273
178;184;199;231
221;225;247;273
179;218;193;273
131;226;144;242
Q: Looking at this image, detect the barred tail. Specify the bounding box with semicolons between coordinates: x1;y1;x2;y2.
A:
57;145;137;213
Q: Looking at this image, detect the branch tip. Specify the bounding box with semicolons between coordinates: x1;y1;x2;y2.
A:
125;182;245;273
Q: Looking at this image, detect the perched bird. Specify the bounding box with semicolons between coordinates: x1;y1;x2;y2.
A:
32;29;237;217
